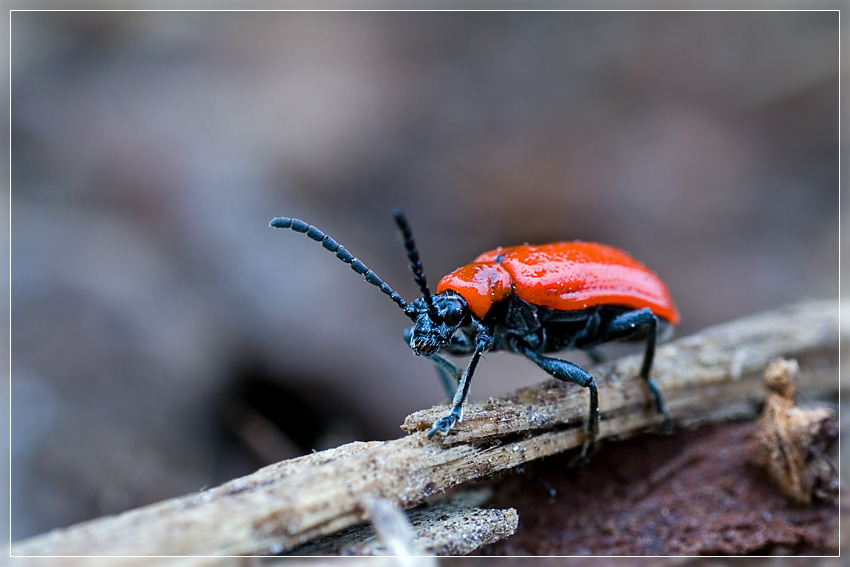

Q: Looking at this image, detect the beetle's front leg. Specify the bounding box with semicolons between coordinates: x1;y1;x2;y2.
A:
428;329;493;437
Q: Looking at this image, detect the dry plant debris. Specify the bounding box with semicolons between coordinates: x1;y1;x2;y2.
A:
752;358;838;504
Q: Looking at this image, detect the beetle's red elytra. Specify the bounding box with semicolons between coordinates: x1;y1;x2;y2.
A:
437;242;680;324
270;211;679;462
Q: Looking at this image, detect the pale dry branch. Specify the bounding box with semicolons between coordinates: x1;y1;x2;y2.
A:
11;300;838;557
293;489;517;556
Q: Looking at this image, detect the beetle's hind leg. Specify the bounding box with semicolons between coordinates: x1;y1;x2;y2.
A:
596;308;672;430
516;345;599;462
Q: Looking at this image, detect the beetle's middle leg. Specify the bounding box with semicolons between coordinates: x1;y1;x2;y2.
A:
516;344;599;461
594;308;671;429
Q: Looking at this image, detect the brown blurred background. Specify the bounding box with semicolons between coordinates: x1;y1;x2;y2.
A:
9;11;838;541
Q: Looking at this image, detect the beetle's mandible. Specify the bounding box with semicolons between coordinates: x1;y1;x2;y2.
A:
270;210;679;459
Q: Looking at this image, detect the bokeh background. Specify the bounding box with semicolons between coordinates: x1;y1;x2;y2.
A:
10;10;838;541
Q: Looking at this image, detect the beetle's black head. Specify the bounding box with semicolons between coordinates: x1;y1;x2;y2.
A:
405;294;469;356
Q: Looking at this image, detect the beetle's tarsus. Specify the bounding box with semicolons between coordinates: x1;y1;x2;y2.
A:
427;413;459;437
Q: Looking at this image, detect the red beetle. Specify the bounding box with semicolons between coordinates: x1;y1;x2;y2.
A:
271;211;679;459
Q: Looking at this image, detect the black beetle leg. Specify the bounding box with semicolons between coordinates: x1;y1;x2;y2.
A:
517;346;599;461
428;332;493;437
596;308;671;430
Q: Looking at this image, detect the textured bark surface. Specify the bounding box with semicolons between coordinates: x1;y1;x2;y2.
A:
479;420;839;556
289;489;517;556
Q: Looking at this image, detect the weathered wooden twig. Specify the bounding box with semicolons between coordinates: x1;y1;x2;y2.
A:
11;300;838;557
291;489;516;556
403;299;838;439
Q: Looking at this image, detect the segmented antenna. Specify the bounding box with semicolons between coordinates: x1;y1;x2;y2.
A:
270;217;409;312
392;209;437;317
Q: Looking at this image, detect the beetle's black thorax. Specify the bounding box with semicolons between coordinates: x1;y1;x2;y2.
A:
480;295;670;356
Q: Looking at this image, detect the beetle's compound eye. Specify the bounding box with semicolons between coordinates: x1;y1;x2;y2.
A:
433;295;467;327
442;303;464;326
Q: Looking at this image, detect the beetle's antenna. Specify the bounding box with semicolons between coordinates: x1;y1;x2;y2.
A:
270;217;410;313
392;209;437;317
